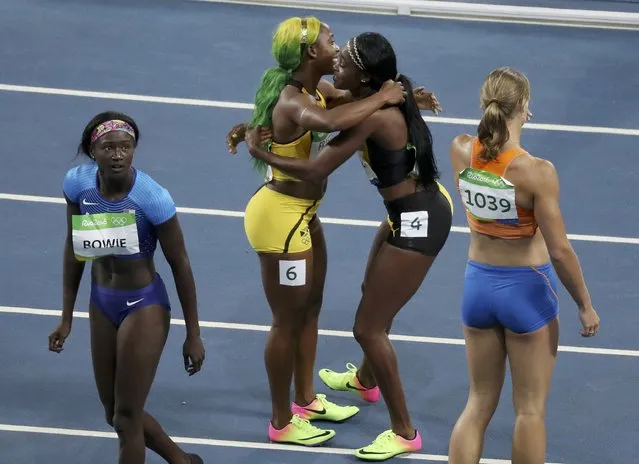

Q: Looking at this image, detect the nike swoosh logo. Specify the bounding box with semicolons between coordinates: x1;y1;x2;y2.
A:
302;406;327;415
126;298;144;307
82;199;98;206
301;430;332;441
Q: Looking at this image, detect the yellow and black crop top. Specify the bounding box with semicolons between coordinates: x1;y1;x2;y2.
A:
266;80;331;182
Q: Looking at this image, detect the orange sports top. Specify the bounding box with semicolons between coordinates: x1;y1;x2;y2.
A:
461;138;538;239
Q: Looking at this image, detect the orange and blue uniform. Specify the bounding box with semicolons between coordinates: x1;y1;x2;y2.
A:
458;138;558;334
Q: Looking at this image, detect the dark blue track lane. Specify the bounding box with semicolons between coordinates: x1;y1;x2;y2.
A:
1;1;638;464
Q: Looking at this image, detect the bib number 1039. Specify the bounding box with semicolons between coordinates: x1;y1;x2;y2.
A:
458;168;518;222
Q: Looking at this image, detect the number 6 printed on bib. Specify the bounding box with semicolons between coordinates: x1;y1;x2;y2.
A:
279;259;306;286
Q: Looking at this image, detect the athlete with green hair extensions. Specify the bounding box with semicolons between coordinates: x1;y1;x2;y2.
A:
226;16;442;448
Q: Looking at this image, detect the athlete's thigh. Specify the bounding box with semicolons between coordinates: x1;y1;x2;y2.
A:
355;243;434;332
89;303;118;417
259;249;315;325
361;220;391;292
113;305;170;412
307;216;327;309
462;325;507;403
505;318;559;414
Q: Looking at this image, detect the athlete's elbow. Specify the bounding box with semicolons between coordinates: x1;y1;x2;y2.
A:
166;252;191;272
548;243;572;263
314;119;338;133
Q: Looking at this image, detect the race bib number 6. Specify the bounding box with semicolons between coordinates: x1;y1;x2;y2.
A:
279;259;306;287
72;212;140;260
458;168;518;223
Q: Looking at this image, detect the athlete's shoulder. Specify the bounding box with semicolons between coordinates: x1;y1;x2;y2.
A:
451;133;475;151
530;157;557;183
133;168;167;192
450;133;475;164
63;162;97;203
130;169;177;226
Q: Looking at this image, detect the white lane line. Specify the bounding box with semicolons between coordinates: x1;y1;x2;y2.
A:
1;306;637;357
1;192;638;245
0;423;564;463
1;83;638;136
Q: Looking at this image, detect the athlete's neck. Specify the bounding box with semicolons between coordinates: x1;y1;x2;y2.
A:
503;120;523;149
350;86;375;101
98;169;134;200
291;63;323;95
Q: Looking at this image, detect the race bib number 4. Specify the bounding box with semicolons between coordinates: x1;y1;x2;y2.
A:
400;211;428;238
72;213;140;260
458;168;518;223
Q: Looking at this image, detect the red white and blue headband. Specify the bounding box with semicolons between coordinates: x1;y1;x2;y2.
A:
90;120;136;144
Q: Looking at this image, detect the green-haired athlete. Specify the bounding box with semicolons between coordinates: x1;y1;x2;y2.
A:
231;17;440;447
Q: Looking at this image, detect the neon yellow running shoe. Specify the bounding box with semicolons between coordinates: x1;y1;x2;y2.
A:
318;363;381;403
268;414;336;446
355;429;422;461
291;393;359;422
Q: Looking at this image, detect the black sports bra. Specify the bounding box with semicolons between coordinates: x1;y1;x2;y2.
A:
359;138;418;188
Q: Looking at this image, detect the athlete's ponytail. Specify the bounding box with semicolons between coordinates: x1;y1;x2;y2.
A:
249;16;322;174
350;32;439;187
396;73;439;187
477;67;531;161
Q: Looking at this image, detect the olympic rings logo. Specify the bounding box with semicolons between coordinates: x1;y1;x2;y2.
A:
111;217;128;226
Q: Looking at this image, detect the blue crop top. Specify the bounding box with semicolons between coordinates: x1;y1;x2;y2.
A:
63;163;176;260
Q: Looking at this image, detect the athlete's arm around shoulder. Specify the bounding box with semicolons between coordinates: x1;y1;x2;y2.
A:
247;111;381;182
279;79;404;133
317;79;352;108
529;157;600;333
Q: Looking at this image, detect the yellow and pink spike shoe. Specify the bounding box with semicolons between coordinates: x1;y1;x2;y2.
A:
291;393;360;422
318;363;381;403
268;414;336;446
355;429;423;461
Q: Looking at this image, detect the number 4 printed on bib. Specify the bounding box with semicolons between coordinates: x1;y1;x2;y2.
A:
400;211;428;238
279;259;306;286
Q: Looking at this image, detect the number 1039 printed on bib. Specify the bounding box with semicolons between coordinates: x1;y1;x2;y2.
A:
458;168;518;223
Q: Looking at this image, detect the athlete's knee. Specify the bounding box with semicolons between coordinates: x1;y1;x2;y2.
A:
465;392;500;426
513;400;547;421
104;408;115;427
271;306;308;334
352;319;384;347
305;292;323;321
112;406;143;436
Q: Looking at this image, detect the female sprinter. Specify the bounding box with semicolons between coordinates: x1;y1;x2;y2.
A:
239;17;410;446
245;32;453;460
48;111;205;464
447;67;600;464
